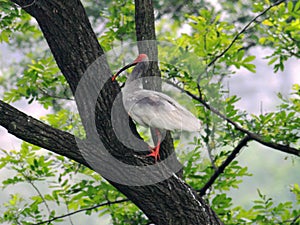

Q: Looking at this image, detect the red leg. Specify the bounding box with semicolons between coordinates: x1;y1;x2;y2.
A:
146;129;162;162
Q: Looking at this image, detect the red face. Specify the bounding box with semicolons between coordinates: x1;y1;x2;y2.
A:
133;54;148;63
112;54;149;81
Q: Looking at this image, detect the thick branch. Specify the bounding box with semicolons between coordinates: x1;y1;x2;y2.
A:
135;0;157;48
0;100;85;164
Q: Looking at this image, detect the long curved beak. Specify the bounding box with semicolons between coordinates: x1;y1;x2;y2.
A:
112;62;138;81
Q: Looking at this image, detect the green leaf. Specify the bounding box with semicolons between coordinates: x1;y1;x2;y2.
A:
0;29;11;43
243;63;256;73
268;56;278;65
287;1;293;13
243;55;256;63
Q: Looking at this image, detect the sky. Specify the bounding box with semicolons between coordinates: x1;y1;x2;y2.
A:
226;47;300;114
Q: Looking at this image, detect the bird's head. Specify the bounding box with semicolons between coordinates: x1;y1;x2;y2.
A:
133;54;149;63
112;54;149;81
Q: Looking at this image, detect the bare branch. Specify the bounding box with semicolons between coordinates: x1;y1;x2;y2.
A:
164;80;300;157
38;87;74;101
198;136;252;196
33;199;129;225
282;214;300;225
206;0;287;68
26;178;51;214
291;214;300;225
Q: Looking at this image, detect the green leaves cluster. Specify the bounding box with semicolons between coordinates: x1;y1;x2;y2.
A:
3;55;70;109
0;1;39;44
0;143;55;224
0;143;131;225
160;9;256;74
258;0;300;72
226;188;300;225
180;139;300;225
98;0;135;51
249;84;300;146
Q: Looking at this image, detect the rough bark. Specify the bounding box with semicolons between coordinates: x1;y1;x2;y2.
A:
5;0;223;224
134;0;175;155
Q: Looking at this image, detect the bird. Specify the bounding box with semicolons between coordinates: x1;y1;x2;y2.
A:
112;54;201;161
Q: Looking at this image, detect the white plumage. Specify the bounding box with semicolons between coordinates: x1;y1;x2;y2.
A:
124;89;201;132
112;54;201;161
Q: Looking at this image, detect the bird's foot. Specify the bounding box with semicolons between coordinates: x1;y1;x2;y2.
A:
146;145;160;162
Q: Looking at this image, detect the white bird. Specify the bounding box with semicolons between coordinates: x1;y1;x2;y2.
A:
112;54;201;161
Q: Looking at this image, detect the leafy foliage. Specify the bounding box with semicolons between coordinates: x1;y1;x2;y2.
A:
0;1;39;44
3;55;71;108
0;0;299;224
0;143;128;225
258;0;300;72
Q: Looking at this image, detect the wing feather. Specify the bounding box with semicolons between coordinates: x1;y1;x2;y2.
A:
124;90;201;131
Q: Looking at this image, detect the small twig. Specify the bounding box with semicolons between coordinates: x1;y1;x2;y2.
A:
280;33;300;58
38;87;74;101
21;171;51;214
29;180;51;213
204;117;218;171
198;135;252;196
33;199;129;225
62;198;74;225
206;140;217;171
164;79;300;157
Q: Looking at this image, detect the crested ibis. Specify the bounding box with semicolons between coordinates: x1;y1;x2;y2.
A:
112;54;201;161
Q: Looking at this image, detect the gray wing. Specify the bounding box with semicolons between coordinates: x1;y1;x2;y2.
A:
125;90;201;131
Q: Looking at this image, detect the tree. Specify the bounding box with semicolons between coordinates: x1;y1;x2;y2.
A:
0;0;299;224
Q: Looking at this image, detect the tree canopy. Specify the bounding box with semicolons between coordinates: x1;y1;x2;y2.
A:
0;0;299;224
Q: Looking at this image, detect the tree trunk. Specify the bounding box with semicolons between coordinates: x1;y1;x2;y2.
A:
8;0;223;224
